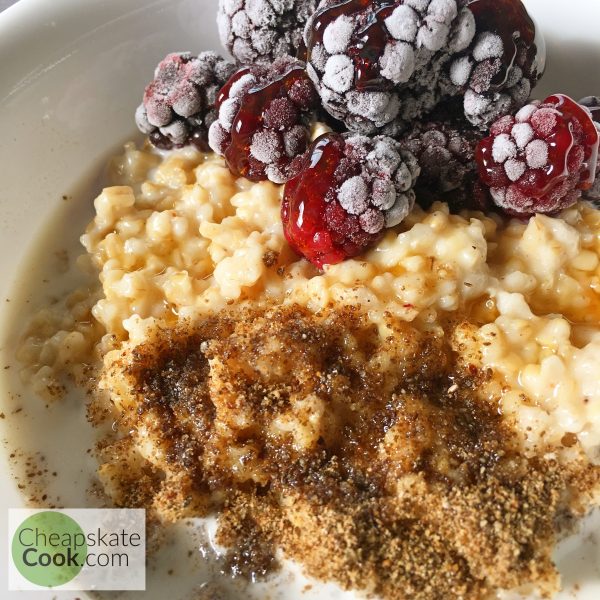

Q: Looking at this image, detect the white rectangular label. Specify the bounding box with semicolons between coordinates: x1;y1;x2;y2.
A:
8;508;146;590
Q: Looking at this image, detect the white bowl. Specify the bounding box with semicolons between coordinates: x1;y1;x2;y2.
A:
1;0;599;598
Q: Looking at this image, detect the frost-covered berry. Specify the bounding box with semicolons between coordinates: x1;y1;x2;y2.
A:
304;0;545;134
304;0;470;134
580;96;600;203
476;94;599;217
448;0;546;129
399;119;489;211
217;0;318;65
281;132;420;267
208;56;319;184
135;52;236;150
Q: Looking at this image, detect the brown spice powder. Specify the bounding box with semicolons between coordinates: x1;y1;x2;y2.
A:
98;305;600;599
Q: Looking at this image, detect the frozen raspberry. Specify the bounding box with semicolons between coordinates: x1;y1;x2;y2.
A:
476;94;600;217
135;52;235;151
399;119;489;211
281;132;420;267
304;0;544;134
580;96;600;202
447;0;546;129
217;0;318;64
208;56;319;183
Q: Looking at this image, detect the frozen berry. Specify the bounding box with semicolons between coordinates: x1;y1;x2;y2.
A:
580;96;600;203
399;119;489;211
135;52;236;151
217;0;318;65
448;0;546;129
208;56;319;183
304;0;468;134
282;132;420;267
304;0;544;134
476;94;600;216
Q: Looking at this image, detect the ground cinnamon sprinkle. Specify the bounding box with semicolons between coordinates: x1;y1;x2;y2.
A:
97;305;600;599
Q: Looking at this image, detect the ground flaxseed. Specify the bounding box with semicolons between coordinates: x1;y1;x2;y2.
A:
97;304;600;599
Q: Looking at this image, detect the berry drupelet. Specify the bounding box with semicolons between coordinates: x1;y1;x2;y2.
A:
304;0;470;134
448;0;545;129
135;52;236;151
217;0;318;65
208;56;319;184
303;0;544;134
281;132;420;268
398;118;489;211
476;94;599;217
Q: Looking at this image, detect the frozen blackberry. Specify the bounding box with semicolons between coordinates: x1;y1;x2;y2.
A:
217;0;319;65
304;0;544;134
399;119;489;211
282;132;420;267
476;94;599;217
135;52;235;150
447;0;546;129
208;56;319;184
580;96;600;202
304;0;468;134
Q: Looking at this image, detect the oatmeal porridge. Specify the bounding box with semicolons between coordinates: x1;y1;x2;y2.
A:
25;141;600;456
8;0;600;598
15;140;600;598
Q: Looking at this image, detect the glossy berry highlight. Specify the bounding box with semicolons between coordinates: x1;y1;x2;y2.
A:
282;132;420;268
476;94;599;216
208;56;319;183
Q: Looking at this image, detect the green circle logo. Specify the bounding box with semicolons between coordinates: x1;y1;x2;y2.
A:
12;511;87;587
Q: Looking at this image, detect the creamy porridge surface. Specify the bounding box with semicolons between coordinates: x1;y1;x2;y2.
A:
20;141;600;458
14;140;600;599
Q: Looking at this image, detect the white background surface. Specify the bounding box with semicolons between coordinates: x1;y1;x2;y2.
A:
0;0;599;599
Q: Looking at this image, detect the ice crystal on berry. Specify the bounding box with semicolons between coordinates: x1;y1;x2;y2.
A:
135;52;235;150
281;132;420;267
208;56;319;183
304;0;545;134
217;0;318;64
476;94;599;216
399;119;489;211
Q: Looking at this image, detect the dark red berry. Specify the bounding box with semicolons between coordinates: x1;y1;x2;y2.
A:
453;0;545;128
305;0;461;134
282;132;420;268
135;52;235;151
476;94;599;216
217;0;318;65
399;119;490;212
208;56;319;183
304;0;544;134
